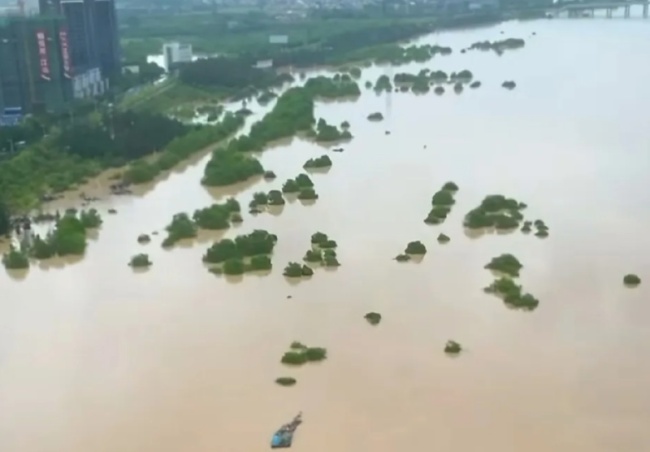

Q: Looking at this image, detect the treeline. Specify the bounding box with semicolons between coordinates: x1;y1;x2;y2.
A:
0;109;197;211
179;57;278;90
178;22;433;91
57;110;187;164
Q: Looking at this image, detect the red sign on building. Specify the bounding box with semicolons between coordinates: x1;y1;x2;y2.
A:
36;30;51;81
59;28;72;79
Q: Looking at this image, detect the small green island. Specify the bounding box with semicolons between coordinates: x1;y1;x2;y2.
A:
193;198;241;230
484;277;539;310
249;190;287;210
281;341;327;365
484;254;523;277
396;241;427;261
137;234;151;244
444;340;462;354
623;274;641;286
204;230;277;275
275;377;297;387
283;262;315;278
367;112;384;121
437;233;450;244
129;253;152;268
311;118;352;143
3;209;103;269
283;173;314;194
502;80;517;89
302;232;340;267
364;312;382;325
424;181;459;225
304;155;332;170
464;194;527;230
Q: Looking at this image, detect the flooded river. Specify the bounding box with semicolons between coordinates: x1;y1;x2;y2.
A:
2;16;650;452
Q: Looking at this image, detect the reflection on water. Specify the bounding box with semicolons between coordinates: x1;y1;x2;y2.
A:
2;18;650;452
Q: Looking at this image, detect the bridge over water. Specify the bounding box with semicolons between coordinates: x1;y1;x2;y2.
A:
552;1;649;18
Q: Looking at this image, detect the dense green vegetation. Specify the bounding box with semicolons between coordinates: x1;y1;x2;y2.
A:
434;86;445;95
395;253;411;262
624;274;641;286
464;195;527;230
405;241;427;255
129;253;152;268
437;233;450;244
374;75;393;93
264;170;277;180
281;343;327;365
364;312;382;325
203;230;278;264
304;75;361;99
470;81;481;89
484;277;539;310
485;254;523;277
124;113;245;184
283;262;314;277
162;213;198;247
26;210;100;260
303;246;340;267
298;188;319;201
424;182;459;225
467;38;525;54
312;118;352;142
502;81;517;89
0;110;246;210
275;377;297;386
444;340;462;354
2;246;29;270
311;232;337;249
0;199;10;236
367;112;384;121
202;149;265;186
137;234;151;244
193;198;241;230
304;155;333;169
533;219;549;238
58;110;187;164
284;173;315;194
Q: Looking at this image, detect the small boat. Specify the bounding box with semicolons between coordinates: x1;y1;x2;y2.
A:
271;429;293;448
270;413;302;449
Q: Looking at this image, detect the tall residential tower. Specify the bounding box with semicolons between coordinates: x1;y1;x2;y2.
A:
0;15;73;118
39;0;120;78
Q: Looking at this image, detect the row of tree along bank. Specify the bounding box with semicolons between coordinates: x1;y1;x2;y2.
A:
0;109;245;212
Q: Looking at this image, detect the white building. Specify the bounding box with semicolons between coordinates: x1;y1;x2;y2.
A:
73;67;108;100
163;42;193;70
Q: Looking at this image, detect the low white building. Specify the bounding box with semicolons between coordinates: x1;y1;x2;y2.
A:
163;42;193;70
72;67;108;100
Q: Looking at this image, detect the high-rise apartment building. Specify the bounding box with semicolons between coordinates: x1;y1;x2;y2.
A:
39;0;120;78
0;15;73;118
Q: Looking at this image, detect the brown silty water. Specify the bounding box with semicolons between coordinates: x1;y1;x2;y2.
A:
1;16;650;452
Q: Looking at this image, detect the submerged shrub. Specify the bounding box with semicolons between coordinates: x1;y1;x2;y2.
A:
437;233;450;243
444;340;462;354
275;377;297;386
129;253;152;268
405;241;427;255
364;312;382;325
484;254;523;277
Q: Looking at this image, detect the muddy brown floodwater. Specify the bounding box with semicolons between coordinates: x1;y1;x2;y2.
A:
3;17;650;452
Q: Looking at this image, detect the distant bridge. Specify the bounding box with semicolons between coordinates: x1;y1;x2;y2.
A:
552;1;650;18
